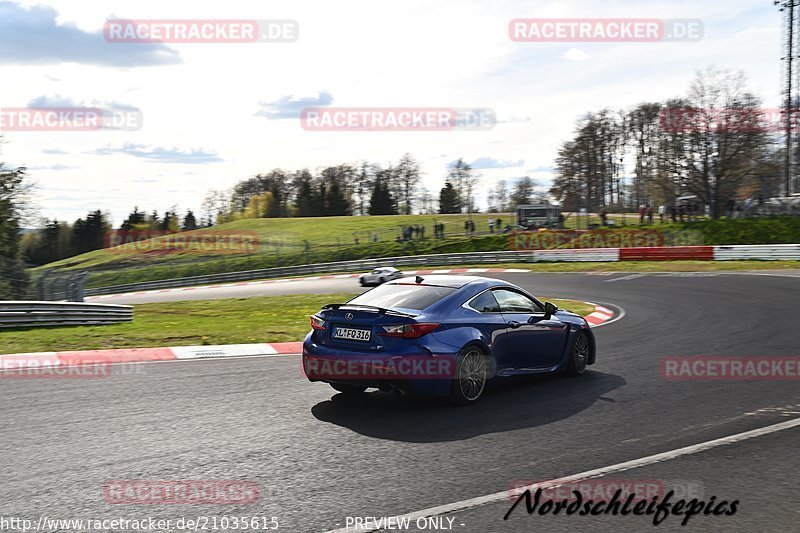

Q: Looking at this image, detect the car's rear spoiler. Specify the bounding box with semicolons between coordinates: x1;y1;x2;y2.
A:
321;303;416;317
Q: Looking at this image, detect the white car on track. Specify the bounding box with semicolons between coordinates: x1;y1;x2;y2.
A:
359;266;403;286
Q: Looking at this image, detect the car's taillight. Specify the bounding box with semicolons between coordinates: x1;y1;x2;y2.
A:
378;323;440;339
310;315;326;330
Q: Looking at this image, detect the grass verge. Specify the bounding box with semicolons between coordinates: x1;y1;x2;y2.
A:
1;294;595;354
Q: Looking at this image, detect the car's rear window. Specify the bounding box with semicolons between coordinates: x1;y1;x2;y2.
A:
347;284;456;311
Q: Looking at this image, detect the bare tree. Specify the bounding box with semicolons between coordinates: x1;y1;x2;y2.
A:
396;153;421;215
448;158;478;213
677;68;766;218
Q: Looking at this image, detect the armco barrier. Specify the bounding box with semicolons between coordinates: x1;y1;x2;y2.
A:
533;248;620;262
619;246;714;261
713;244;800;261
0;301;133;328
81;244;799;297
84;251;533;296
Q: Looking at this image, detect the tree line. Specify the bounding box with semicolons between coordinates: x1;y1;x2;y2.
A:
21;207;202;266
550;67;786;219
16;152;546;269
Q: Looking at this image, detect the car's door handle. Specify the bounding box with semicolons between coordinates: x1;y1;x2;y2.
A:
507;320;522;329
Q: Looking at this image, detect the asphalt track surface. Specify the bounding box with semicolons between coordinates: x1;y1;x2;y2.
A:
2;271;799;533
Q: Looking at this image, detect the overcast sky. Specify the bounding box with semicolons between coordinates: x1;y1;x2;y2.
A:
0;0;786;225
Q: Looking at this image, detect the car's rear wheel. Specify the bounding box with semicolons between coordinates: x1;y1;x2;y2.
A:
567;332;590;376
449;346;488;405
330;383;368;395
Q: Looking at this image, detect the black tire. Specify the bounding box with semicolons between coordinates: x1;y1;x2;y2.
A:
379;277;386;284
567;332;590;376
330;383;368;395
449;346;489;405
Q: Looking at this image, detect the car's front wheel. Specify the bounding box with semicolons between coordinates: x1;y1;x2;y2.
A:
330;383;368;395
567;331;590;376
449;346;488;405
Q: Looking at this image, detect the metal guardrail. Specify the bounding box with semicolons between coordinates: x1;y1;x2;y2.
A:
84;251;534;296
0;301;133;328
713;244;800;260
81;244;800;297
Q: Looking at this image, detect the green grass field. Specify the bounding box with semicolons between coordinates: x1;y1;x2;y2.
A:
41;213;513;271
33;214;800;290
1;293;594;353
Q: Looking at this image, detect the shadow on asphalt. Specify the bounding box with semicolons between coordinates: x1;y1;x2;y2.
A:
310;371;626;442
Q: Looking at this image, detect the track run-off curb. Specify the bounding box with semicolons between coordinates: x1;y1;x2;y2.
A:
0;304;618;369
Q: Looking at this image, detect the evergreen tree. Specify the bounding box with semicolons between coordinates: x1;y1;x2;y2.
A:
315;182;329;216
0;158;28;297
120;206;146;230
182;210;198;231
369;179;396;215
295;178;315;217
327;179;351;216
439;182;460;214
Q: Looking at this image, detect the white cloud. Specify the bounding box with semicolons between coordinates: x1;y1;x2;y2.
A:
0;0;786;224
563;48;589;61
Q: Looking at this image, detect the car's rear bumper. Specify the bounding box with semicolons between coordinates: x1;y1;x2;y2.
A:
302;337;454;396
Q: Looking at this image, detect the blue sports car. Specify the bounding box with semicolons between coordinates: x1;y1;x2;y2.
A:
302;275;596;404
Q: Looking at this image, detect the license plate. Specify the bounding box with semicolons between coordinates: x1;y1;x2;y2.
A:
334;327;371;342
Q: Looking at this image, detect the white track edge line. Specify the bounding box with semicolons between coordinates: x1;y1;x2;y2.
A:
324;417;800;533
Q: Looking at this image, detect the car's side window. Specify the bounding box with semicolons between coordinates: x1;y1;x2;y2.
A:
468;291;501;313
492;289;543;314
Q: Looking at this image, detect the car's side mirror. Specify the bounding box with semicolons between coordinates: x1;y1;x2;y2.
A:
544;302;558;319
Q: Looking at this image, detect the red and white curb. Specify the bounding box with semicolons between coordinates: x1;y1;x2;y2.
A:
0;342;304;372
85;268;531;301
0;303;618;370
583;304;615;327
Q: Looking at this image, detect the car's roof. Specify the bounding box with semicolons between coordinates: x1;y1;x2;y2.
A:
385;274;509;289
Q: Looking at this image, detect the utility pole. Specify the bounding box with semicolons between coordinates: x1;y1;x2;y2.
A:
776;0;800;196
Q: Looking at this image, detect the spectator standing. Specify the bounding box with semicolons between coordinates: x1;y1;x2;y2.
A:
639;205;645;225
726;199;735;219
658;205;665;223
646;205;654;225
488;218;495;233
